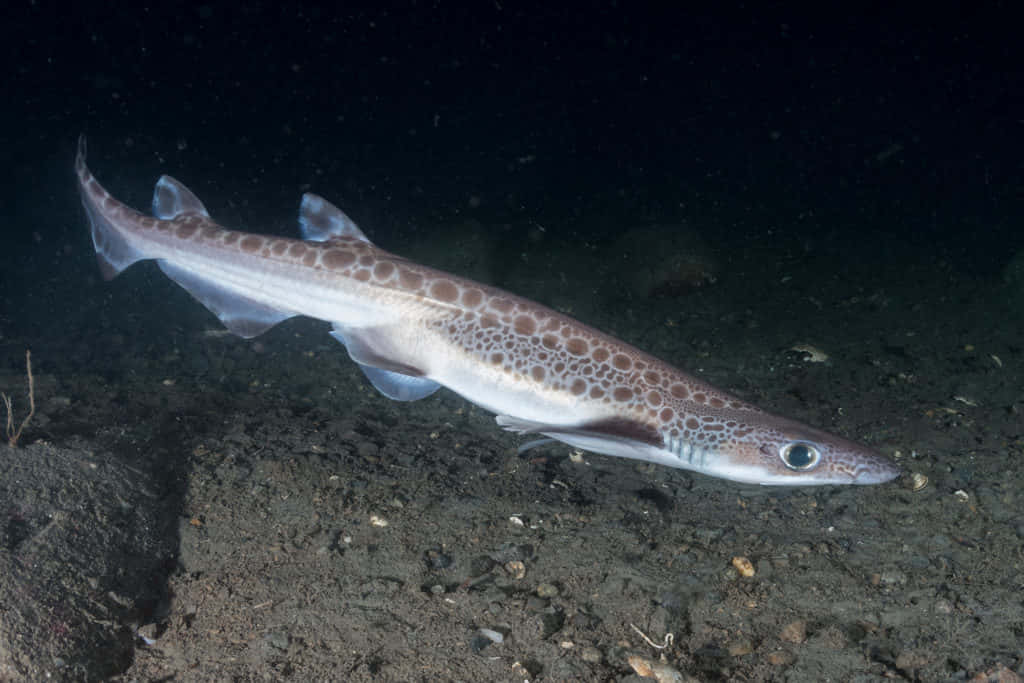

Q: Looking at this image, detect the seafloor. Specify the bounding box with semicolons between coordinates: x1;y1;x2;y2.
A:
1;175;1023;682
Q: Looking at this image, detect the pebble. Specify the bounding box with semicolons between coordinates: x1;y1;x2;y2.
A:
779;620;806;644
264;630;289;652
478;628;504;644
879;569;907;586
540;612;565;639
731;556;755;577
536;583;559;598
512;660;542;678
469;555;496;575
628;655;685;682
580;646;602;663
505;560;526;579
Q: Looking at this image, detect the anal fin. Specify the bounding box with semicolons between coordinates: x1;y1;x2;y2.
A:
158;261;295;338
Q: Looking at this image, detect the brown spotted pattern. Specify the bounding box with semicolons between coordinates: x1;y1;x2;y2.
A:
74;147;781;458
357;255;769;454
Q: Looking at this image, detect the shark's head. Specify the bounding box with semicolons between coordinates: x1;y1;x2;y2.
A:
695;411;900;486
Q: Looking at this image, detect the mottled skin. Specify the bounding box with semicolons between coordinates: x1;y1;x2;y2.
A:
76;140;900;486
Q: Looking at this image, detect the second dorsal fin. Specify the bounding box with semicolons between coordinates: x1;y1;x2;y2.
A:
299;193;371;243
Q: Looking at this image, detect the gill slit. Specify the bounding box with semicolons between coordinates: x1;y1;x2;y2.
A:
665;435;708;467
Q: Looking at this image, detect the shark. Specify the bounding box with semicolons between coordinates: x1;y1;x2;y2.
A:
75;138;900;486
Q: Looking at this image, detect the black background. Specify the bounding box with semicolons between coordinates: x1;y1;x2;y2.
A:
1;1;1021;273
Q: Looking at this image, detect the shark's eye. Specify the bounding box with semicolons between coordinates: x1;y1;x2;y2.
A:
780;442;821;471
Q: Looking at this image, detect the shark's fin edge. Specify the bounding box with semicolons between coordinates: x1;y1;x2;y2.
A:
300;194;371;243
153;176;211;219
158;261;295;337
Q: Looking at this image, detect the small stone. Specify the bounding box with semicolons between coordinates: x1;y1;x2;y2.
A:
789;343;829;363
767;650;795;666
628;655;685;682
505;560;526;579
264;630;289;652
512;660;542;678
731;556;755;577
580;646;602;663
968;664;1023;682
780;620;807;644
879;569;907;586
469;555;496;575
536;583;559;598
541;611;565;639
478;628;504;644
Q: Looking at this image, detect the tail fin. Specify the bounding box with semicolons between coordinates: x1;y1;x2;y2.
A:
75;136;148;280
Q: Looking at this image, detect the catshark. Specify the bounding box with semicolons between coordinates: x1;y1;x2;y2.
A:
75;139;899;486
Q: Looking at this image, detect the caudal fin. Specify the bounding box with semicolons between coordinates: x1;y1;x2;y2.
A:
75;136;148;280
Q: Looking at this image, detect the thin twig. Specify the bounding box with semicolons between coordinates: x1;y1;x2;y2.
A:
3;350;34;447
2;394;12;440
630;622;674;650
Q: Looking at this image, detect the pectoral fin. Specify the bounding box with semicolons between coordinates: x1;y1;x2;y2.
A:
329;327;441;401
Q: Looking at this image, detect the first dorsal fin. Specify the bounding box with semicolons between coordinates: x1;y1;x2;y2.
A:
299;193;371;243
152;175;211;219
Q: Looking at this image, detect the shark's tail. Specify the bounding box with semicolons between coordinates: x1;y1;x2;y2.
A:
76;136;213;280
75;136;149;280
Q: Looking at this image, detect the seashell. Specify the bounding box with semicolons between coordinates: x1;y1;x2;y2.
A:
731;556;756;577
